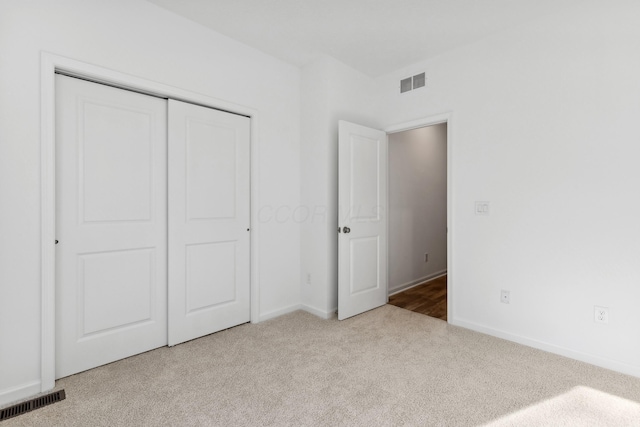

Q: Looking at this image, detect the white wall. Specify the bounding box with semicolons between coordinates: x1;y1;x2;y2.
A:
300;55;381;317
0;0;301;405
377;0;640;376
3;0;638;409
389;124;447;293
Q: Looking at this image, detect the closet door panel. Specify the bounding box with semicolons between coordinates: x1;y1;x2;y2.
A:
168;99;250;346
55;74;168;378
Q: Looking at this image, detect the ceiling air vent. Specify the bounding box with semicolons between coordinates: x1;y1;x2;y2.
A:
400;77;412;93
400;72;426;93
413;72;426;89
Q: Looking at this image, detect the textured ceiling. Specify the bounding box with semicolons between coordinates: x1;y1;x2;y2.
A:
146;0;579;77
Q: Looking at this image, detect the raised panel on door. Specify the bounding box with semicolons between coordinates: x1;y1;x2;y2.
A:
80;102;154;222
55;74;168;378
350;135;381;221
350;237;380;295
79;248;156;335
168;99;250;346
186;120;237;220
338;121;388;320
185;242;237;313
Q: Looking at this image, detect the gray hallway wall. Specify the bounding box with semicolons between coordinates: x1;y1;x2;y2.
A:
388;124;447;293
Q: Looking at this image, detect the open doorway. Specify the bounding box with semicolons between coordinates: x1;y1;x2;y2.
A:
387;123;448;320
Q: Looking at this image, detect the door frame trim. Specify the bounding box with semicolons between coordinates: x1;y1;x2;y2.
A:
40;52;261;392
384;112;453;322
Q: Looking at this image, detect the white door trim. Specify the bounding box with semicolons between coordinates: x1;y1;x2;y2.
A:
40;51;261;393
384;112;453;322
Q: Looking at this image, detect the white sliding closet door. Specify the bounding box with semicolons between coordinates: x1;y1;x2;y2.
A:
56;76;251;377
55;74;168;378
168;100;251;346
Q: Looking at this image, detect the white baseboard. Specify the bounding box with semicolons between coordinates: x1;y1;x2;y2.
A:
256;303;302;322
389;270;447;296
450;316;640;379
256;303;338;323
256;303;337;322
301;304;336;320
0;380;42;408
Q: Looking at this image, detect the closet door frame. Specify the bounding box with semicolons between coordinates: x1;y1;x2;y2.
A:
40;52;261;394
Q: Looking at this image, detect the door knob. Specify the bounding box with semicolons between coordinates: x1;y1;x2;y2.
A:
343;226;351;233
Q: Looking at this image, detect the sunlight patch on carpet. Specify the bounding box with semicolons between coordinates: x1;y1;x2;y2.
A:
482;386;640;426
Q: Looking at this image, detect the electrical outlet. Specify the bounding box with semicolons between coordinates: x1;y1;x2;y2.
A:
475;201;490;215
306;273;311;285
424;253;429;263
500;290;510;304
594;306;609;324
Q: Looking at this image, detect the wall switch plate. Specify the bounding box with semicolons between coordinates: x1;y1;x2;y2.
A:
306;273;311;285
594;306;609;324
500;290;510;304
424;253;429;262
475;201;490;215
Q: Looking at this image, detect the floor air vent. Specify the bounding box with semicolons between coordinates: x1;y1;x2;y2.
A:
0;390;65;421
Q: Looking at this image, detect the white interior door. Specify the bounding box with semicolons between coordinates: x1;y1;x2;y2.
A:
338;120;388;320
55;74;168;378
168;99;251;346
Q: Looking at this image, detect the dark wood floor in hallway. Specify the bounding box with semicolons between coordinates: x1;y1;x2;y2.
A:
388;275;447;320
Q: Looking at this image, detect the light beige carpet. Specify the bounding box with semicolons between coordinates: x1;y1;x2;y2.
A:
4;305;640;426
